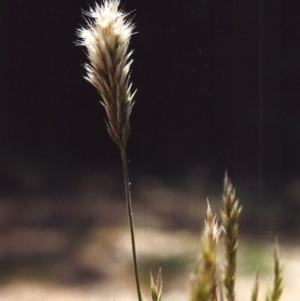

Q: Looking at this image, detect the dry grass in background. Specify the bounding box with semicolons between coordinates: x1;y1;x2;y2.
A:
0;173;299;301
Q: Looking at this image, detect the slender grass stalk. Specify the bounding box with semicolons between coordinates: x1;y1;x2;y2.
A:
120;145;142;301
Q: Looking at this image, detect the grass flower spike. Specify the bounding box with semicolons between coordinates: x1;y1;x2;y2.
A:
77;0;135;147
221;173;242;301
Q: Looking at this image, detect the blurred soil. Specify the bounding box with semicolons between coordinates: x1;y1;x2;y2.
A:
0;172;299;301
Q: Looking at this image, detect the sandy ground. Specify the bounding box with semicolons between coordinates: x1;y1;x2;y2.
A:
0;228;299;301
0;174;299;300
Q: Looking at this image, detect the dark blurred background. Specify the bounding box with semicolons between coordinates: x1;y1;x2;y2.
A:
0;0;300;213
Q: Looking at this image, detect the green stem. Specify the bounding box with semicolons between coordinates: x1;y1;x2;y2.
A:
120;145;142;301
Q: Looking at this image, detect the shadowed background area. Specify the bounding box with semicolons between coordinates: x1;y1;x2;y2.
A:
1;0;300;182
0;0;300;300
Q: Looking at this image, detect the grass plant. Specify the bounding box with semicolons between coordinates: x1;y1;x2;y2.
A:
76;1;284;301
76;1;141;301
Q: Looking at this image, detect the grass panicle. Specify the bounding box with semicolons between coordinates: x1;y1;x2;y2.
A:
221;173;242;301
76;0;135;147
190;200;220;301
265;240;284;301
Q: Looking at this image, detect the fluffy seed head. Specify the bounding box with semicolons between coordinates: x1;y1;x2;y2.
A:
77;0;135;146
